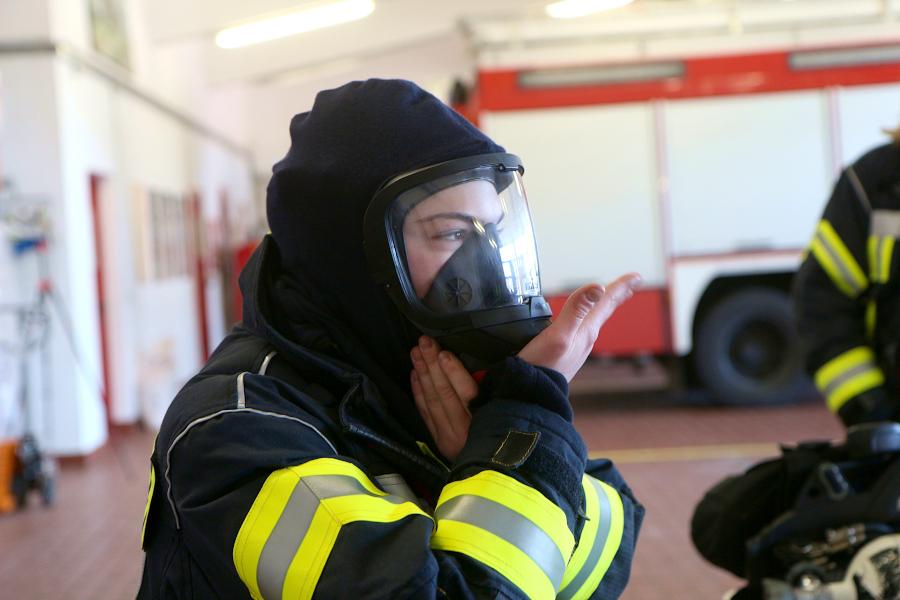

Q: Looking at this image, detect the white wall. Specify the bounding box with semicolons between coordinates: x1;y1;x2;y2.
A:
0;0;52;41
0;54;108;454
247;33;472;174
57;67;256;430
0;0;258;452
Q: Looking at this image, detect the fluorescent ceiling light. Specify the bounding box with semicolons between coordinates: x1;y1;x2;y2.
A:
545;0;634;19
215;0;376;49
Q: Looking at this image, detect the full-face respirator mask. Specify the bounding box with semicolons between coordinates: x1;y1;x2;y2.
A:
364;153;551;370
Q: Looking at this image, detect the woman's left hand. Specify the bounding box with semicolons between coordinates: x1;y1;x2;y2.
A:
410;336;479;463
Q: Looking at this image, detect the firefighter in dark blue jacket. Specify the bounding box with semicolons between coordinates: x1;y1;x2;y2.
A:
794;137;900;425
690;136;900;590
137;79;643;599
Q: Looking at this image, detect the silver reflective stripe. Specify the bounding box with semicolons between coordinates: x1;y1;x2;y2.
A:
306;474;407;504
256;474;408;599
558;478;614;600
872;210;900;238
872;236;884;282
237;373;247;408
376;473;432;515
435;495;567;590
257;477;320;600
847;166;872;212
821;360;878;400
375;474;417;503
815;228;864;295
258;351;277;375
164;406;337;529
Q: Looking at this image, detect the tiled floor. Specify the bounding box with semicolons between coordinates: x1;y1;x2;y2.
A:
0;379;844;599
0;427;152;600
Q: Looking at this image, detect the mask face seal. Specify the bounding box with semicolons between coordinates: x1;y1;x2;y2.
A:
421;222;515;313
364;153;551;370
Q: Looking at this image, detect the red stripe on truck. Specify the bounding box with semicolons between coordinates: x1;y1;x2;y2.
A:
545;288;672;357
479;46;900;111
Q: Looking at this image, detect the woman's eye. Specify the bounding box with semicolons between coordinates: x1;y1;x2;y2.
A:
436;230;468;242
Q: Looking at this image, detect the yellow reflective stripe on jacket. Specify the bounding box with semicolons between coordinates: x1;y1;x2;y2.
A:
882;236;895;281
232;458;431;600
431;470;575;599
416;440;450;471
557;475;624;600
815;346;885;412
141;461;156;550
868;234;896;284
865;301;877;340
810;220;868;297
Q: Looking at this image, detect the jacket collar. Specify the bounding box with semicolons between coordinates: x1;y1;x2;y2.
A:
238;236;445;478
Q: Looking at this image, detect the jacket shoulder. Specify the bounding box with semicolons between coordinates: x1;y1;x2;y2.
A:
155;328;342;464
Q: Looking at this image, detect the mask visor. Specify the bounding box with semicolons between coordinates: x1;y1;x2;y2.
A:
390;166;541;316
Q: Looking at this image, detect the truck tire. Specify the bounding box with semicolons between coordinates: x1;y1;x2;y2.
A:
694;287;806;405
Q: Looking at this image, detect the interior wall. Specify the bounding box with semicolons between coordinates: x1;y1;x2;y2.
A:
0;0;259;452
56;63;257;430
0;54;107;455
0;0;52;41
247;33;473;174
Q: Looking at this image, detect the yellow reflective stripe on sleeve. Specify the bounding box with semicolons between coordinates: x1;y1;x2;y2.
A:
826;369;885;413
574;481;624;600
141;462;156;550
287;457;388;496
814;346;886;412
281;501;339;599
815;347;876;390
437;471;574;557
559;476;600;591
557;476;624;600
232;458;431;600
865;301;877;340
431;470;575;598
234;469;298;599
868;235;880;282
281;494;429;599
433;519;557;598
810;220;868;297
881;236;895;282
868;235;896;284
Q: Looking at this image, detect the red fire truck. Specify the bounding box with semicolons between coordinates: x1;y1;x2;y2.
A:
462;43;900;404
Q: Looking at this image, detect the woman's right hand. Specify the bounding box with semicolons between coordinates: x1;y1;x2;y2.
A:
518;273;642;381
410;336;478;463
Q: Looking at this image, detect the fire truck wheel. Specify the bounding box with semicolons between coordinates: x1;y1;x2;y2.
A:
694;287;806;405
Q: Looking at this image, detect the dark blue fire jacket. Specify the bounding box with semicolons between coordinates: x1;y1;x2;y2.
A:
138;236;643;599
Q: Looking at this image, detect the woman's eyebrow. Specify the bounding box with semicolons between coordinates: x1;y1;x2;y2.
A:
415;212;474;224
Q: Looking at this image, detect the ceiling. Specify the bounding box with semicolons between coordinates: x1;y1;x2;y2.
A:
142;0;534;85
139;0;900;87
128;0;900;171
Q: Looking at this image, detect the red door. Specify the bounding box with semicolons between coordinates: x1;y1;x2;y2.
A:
89;174;111;423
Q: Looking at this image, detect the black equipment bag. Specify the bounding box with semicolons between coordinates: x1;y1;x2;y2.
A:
692;423;900;580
